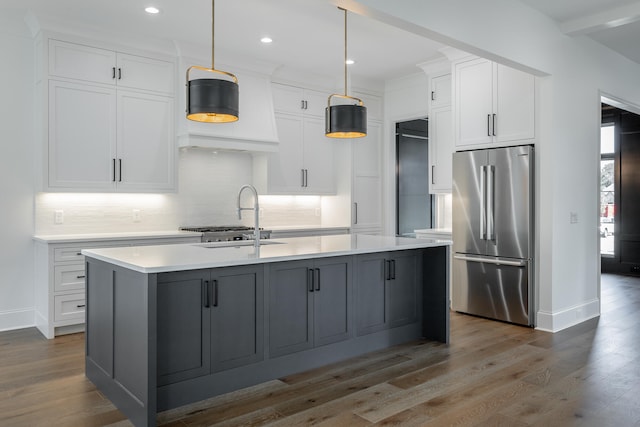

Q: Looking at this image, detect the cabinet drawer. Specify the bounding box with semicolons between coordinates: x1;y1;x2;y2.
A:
54;247;85;262
54;293;86;322
54;264;86;292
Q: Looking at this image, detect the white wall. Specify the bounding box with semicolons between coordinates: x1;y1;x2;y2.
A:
353;0;640;331
0;12;35;331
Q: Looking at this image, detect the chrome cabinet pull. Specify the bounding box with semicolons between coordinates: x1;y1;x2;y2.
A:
492;114;496;136
112;67;116;79
118;68;122;80
76;275;86;279
76;304;86;308
112;159;116;182
431;91;435;101
118;159;122;182
301;169;305;187
432;165;436;185
353;202;358;225
487;114;491;136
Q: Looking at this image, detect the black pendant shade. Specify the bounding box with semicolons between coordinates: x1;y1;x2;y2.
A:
187;77;239;123
325;104;367;138
325;7;366;139
186;0;239;124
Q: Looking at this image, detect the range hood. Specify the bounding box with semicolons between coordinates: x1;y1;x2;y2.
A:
178;64;279;152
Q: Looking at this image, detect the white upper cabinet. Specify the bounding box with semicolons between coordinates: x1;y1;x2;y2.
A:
254;83;335;195
44;37;176;192
49;40;174;94
429;107;453;194
272;83;328;118
351;121;382;232
430;73;452;108
454;57;535;149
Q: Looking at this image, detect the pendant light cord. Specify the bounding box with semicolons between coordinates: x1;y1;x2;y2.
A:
343;7;348;96
211;0;216;70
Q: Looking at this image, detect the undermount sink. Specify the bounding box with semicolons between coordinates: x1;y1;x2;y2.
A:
193;241;284;249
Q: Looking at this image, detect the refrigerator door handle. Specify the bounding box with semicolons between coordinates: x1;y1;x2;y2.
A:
487;165;495;241
454;254;525;267
480;165;487;240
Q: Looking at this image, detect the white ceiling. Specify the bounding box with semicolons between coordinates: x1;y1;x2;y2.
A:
5;0;640;82
521;0;640;64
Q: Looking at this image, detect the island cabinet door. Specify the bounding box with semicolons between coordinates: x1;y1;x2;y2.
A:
313;257;352;347
210;265;264;373
355;251;420;336
157;270;211;386
386;251;419;329
268;260;314;358
355;253;387;336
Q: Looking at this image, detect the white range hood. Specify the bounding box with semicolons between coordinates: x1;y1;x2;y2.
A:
177;59;279;152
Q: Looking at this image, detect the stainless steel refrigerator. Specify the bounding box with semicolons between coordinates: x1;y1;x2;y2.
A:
452;145;534;326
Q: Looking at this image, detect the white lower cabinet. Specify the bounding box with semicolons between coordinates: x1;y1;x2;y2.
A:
35;234;201;339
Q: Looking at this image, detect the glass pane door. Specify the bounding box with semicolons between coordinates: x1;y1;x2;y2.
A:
601;125;615;257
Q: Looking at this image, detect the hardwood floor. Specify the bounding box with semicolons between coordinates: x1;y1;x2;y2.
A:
2;274;639;426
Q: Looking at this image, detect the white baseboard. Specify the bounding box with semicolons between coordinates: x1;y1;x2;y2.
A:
536;298;600;332
0;308;35;333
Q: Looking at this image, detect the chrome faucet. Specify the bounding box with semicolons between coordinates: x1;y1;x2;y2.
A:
237;184;260;248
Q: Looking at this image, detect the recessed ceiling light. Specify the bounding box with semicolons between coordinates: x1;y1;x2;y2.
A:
346;59;355;65
260;37;273;44
145;6;160;14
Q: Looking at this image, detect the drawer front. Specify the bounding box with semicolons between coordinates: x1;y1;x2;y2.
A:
54;264;86;292
54;247;85;262
54;293;86;322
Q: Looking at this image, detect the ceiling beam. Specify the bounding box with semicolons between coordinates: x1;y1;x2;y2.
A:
561;2;640;36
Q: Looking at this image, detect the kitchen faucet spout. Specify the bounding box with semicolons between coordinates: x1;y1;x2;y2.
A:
237;185;260;248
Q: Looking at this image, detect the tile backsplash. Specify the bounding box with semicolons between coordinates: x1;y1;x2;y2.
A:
35;148;322;235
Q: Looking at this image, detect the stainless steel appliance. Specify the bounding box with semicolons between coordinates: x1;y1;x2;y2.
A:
452;145;534;326
179;226;272;242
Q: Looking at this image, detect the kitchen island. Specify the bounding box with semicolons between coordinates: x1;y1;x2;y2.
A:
82;234;450;427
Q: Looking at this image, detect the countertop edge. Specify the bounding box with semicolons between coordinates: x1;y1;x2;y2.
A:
83;237;451;274
33;231;202;243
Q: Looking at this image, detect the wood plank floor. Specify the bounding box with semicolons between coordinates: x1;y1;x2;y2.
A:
2;273;640;426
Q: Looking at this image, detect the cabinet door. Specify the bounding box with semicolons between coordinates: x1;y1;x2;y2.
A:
352;176;382;230
48;80;117;190
211;265;264;372
157;271;211;386
116;90;175;191
303;117;335;194
355;254;387;335
266;114;305;193
49;39;115;85
313;258;351;347
495;63;535;143
455;58;493;147
302;88;330;118
430;74;452;108
429;107;453;193
272;83;304;115
269;261;313;357
116;53;174;95
387;252;419;328
353;120;381;177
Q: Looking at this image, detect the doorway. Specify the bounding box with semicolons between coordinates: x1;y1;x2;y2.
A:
395;118;434;236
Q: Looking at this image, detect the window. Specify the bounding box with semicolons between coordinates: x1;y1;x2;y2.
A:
600;124;615;256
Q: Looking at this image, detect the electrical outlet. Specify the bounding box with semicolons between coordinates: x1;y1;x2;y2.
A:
54;210;64;224
569;212;578;224
315;208;321;217
132;209;141;222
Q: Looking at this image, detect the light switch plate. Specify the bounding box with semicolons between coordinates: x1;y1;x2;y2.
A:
54;210;64;224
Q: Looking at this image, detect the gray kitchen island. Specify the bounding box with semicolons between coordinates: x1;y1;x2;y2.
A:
82;234;451;427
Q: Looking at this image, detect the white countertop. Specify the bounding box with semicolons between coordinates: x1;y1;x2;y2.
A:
33;230;201;243
414;228;452;236
82;234;451;274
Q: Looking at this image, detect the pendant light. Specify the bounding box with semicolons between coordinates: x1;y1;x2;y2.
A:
186;0;239;123
325;7;367;138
